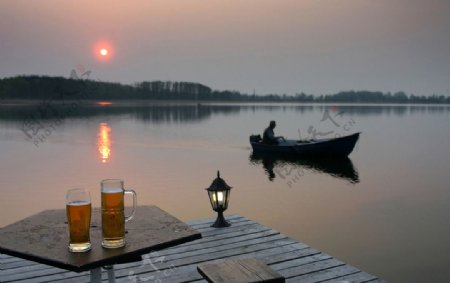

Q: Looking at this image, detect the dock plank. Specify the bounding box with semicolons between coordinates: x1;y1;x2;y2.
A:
319;270;378;283
0;215;385;283
286;264;361;283
197;258;285;283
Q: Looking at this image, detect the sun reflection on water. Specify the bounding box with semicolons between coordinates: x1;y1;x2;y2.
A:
97;122;111;163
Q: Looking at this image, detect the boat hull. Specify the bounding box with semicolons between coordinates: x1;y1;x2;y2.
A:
250;132;360;157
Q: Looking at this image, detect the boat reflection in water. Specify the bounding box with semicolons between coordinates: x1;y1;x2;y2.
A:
97;122;112;163
249;152;359;184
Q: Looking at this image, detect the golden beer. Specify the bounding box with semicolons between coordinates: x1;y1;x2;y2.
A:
101;189;126;248
101;179;136;249
66;200;91;252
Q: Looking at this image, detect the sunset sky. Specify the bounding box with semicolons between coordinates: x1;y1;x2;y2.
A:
1;0;449;96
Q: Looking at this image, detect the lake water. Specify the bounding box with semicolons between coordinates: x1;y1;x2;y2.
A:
0;102;449;282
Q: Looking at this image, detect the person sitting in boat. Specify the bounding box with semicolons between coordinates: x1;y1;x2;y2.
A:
263;121;285;144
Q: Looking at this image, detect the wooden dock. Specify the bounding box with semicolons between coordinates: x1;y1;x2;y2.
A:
0;215;386;282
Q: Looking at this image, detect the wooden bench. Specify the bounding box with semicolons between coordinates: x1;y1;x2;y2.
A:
198;258;285;283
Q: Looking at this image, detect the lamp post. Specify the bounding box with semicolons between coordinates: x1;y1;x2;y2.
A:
206;171;232;228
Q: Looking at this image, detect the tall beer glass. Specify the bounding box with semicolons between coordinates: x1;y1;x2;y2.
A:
66;188;92;252
101;179;137;248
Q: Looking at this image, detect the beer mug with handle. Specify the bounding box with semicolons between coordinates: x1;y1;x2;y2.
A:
66;188;92;252
101;179;137;248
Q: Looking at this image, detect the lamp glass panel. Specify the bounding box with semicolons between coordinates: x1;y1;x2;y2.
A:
208;191;217;210
217;191;224;205
224;190;230;209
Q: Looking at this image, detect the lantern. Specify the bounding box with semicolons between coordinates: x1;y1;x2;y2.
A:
206;171;232;228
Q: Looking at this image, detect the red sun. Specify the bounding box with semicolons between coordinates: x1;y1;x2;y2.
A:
94;40;113;61
100;48;108;56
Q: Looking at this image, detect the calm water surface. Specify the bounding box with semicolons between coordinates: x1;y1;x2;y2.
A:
0;102;449;282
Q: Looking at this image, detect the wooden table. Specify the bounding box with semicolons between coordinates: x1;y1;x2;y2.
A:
0;205;201;282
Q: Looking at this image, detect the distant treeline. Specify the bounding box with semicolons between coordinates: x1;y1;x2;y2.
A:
1;75;449;103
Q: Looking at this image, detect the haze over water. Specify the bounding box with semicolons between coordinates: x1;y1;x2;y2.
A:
0;103;449;282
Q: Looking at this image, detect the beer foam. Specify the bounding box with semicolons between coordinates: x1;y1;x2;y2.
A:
67;200;91;206
102;188;123;194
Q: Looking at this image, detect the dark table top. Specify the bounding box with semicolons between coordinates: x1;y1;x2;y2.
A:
0;205;201;272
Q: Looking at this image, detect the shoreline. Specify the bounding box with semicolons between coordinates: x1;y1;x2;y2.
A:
0;99;449;107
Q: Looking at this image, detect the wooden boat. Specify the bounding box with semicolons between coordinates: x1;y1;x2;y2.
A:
249;132;360;157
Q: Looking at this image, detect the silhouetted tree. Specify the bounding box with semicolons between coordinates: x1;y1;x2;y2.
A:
0;75;449;103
